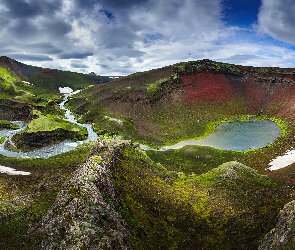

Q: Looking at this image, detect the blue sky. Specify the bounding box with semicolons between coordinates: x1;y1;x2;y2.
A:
223;0;261;27
0;0;294;75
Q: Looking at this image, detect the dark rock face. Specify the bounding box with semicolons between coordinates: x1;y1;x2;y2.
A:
0;99;32;121
259;200;295;250
12;128;86;152
31;141;131;249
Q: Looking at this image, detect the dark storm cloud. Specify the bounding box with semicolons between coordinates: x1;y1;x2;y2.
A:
22;43;62;54
58;52;94;60
6;54;53;62
258;0;295;44
74;0;148;10
70;62;89;68
2;0;62;19
41;18;72;38
0;41;61;55
98;64;111;69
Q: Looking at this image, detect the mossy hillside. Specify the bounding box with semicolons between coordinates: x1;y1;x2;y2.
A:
173;59;243;75
0;66;61;108
0;67;21;98
75;97;249;147
0;56;110;97
28;69;106;94
147;145;244;175
105;143;289;250
0;142;93;250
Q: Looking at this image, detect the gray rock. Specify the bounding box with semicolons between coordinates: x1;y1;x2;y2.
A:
31;140;131;250
258;200;295;250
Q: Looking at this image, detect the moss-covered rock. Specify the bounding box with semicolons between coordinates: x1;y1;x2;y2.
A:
259;200;295;250
31;141;131;249
11;128;87;152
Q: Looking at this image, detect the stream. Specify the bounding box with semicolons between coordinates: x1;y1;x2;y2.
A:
0;90;293;173
0;89;98;160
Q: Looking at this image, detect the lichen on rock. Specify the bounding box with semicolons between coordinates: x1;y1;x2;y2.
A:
31;140;131;249
259;200;295;250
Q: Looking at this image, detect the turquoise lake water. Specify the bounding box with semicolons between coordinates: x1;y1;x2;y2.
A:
141;120;281;151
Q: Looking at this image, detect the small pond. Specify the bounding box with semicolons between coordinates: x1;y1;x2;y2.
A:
141;119;281;151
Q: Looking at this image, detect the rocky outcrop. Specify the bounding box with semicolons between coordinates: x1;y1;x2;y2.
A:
31;140;131;249
258;200;295;250
11;128;87;152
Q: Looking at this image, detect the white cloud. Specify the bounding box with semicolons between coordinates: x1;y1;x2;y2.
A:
0;0;295;75
258;0;295;44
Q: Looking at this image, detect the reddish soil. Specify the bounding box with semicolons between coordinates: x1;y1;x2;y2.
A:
180;72;237;103
177;68;295;122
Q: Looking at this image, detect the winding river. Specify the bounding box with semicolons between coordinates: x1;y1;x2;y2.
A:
0;88;98;159
0;90;293;173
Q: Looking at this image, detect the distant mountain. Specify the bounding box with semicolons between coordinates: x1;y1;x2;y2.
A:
0;56;111;95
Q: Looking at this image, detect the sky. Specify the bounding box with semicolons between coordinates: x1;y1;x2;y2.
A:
0;0;295;75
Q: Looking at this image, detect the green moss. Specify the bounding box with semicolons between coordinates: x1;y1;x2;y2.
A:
0;120;19;130
99;143;288;250
0;137;6;144
26;114;83;133
0;142;92;249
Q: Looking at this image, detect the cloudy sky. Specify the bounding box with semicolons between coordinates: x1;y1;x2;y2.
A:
0;0;295;75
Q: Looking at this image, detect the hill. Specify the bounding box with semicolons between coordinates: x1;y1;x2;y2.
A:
1;58;295;249
0;56;110;95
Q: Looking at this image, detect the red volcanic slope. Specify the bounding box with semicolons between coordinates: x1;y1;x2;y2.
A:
177;66;295;118
179;72;237;103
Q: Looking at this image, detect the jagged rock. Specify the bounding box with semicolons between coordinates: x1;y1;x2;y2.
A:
31;140;131;249
258;200;295;250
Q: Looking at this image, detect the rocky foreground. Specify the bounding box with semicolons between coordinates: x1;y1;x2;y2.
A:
259;200;295;250
26;139;295;250
30;140;131;249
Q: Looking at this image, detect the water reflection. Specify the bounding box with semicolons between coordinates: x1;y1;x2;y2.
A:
141;120;281;151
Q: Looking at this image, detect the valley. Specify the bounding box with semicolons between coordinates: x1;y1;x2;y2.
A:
1;57;295;249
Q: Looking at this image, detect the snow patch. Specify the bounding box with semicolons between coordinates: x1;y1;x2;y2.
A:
267;150;295;171
0;165;31;175
59;87;73;94
22;80;33;85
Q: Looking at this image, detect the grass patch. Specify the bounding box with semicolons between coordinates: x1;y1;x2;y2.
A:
26;114;87;134
147;146;243;175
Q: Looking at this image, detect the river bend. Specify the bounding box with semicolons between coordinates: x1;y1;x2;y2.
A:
0;90;98;159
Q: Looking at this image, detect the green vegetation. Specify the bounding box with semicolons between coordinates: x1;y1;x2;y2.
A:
25;114;86;134
173;59;243;75
107;143;289;250
0;120;19;130
0;67;20;98
0;142;93;250
1;58;295;249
